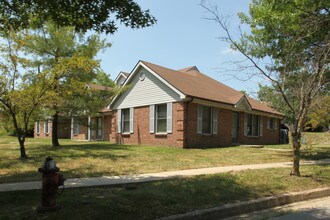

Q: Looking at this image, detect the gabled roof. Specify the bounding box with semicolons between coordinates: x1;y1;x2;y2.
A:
114;71;129;85
140;61;282;116
110;60;282;116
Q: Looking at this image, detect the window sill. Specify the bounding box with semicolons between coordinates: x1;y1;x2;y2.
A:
155;133;167;136
121;133;131;136
200;133;212;136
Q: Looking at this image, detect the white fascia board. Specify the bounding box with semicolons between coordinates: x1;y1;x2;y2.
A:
109;61;186;109
114;71;128;84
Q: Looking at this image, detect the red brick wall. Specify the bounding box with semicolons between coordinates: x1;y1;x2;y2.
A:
103;115;112;141
110;102;185;147
185;103;232;148
185;103;280;147
238;114;280;145
34;121;52;138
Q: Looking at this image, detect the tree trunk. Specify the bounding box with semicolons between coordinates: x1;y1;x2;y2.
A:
52;112;61;147
18;136;27;158
290;131;301;176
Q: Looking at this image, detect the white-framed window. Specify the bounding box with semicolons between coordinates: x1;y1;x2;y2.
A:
118;108;134;134
122;108;130;133
197;105;218;135
267;117;276;130
97;117;102;137
156;104;167;133
150;103;172;134
44;120;50;134
244;113;262;137
36;121;40;134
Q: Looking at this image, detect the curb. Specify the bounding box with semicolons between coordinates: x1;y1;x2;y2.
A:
158;187;330;220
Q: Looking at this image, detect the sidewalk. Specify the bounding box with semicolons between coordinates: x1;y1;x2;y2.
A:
1;159;329;192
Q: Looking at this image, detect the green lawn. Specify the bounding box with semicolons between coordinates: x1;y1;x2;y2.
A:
0;165;329;220
0;132;329;183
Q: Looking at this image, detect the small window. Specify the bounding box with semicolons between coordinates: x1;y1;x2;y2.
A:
197;105;218;135
246;114;259;136
36;122;40;134
44;120;50;134
122;108;130;133
73;120;80;135
156;104;167;133
202;106;212;134
268;118;275;130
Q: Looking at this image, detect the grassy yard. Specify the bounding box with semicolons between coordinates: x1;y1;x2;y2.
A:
0;132;329;183
0;165;329;220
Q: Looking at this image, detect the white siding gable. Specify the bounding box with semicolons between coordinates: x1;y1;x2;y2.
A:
112;68;181;109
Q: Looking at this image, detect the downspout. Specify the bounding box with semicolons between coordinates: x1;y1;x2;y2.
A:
184;97;194;148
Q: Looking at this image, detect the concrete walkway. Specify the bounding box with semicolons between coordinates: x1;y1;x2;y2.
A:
1;159;329;192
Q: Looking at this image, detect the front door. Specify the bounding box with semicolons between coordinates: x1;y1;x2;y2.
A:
96;117;103;140
231;112;239;144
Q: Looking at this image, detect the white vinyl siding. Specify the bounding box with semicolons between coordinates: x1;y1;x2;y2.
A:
197;105;218;135
112;69;181;109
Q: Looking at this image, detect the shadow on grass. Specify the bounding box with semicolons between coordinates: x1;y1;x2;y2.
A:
0;173;282;220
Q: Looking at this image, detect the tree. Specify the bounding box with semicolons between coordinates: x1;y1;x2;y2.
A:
202;0;329;176
0;0;156;34
21;23;111;147
0;30;59;157
306;96;330;131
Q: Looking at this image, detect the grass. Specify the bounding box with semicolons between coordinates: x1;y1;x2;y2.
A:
0;132;329;183
0;165;329;220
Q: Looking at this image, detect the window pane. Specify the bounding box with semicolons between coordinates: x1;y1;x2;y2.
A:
156;104;167;133
157;119;167;133
157;104;167;119
247;114;252;135
202;106;211;134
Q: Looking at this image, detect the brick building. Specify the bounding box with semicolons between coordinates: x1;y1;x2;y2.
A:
35;60;282;148
109;61;282;147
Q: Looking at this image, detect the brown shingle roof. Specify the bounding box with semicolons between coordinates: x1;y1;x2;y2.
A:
141;61;282;116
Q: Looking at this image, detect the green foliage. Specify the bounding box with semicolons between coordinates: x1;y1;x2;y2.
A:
307;96;330;130
0;0;157;34
21;22;115;117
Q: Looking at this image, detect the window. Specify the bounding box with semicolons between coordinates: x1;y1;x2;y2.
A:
44;120;50;134
268;117;276;130
246;114;260;136
202;106;212;134
36;122;40;134
150;103;172;134
197;105;218;135
97;117;102;137
73;119;80;135
122;108;130;133
156;104;167;133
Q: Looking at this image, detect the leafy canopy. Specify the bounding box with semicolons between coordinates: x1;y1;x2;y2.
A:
0;0;157;34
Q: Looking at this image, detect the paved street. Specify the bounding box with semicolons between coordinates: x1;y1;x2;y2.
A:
227;196;330;220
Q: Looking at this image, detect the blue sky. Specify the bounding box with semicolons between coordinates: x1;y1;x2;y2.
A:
98;0;267;96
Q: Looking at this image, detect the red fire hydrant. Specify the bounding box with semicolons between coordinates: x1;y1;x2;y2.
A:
37;156;65;212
